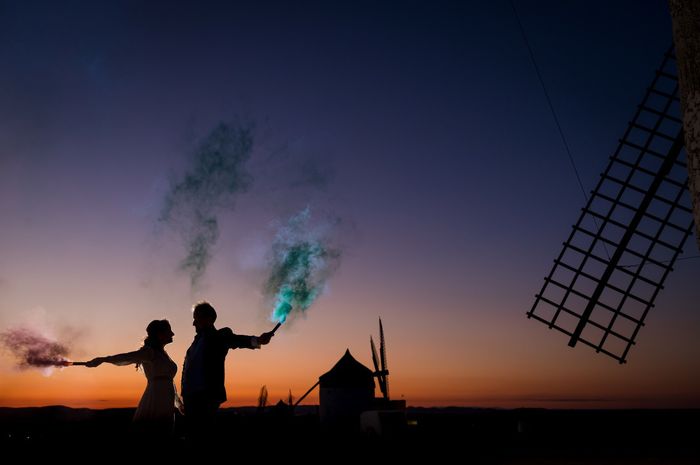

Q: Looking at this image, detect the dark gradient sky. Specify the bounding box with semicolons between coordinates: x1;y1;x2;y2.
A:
1;1;699;408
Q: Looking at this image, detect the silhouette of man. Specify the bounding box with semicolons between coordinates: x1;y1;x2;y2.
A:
182;301;274;443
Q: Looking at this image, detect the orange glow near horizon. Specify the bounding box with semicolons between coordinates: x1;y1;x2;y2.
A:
1;259;699;411
2;341;700;410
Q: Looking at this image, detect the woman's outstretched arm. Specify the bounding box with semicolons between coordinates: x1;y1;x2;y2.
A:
85;346;154;367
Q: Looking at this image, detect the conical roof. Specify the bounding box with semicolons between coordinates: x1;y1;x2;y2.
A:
319;349;375;389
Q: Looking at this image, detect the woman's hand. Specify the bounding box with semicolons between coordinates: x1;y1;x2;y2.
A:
85;357;105;367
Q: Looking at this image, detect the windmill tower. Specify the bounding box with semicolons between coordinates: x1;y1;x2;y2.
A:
370;318;390;401
318;349;375;430
669;0;700;252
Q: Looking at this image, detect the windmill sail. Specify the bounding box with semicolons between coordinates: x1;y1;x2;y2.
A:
528;48;695;363
371;336;380;373
369;319;391;400
371;336;388;399
379;318;389;399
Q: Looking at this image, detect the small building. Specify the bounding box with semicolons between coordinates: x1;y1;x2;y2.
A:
319;349;375;430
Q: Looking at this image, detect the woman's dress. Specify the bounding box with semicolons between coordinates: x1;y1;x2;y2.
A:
103;346;180;431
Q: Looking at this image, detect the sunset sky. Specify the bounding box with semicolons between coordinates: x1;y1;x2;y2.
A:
1;0;699;410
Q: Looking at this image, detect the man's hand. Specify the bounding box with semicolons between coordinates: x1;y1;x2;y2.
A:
258;331;274;345
85;357;105;367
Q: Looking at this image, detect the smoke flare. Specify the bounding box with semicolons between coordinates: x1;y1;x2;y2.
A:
264;207;341;324
160;122;254;287
0;327;72;369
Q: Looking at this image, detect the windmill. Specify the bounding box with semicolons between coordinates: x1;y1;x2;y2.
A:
289;317;405;434
291;318;398;411
370;318;390;401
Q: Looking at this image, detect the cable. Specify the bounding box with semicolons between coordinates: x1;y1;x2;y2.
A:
509;0;590;204
509;1;614;261
619;254;700;269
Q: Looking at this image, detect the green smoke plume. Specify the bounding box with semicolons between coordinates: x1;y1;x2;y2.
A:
160;122;253;287
264;207;341;324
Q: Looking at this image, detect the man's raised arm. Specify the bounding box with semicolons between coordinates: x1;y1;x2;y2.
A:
222;327;274;349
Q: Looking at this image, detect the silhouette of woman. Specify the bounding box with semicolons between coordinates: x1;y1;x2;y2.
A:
86;319;183;438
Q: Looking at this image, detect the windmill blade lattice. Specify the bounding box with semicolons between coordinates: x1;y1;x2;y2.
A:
528;48;695;364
